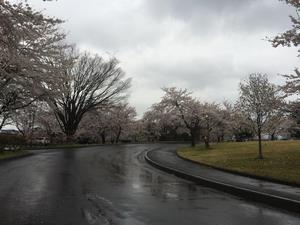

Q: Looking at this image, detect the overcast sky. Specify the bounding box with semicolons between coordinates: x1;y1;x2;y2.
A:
25;0;299;116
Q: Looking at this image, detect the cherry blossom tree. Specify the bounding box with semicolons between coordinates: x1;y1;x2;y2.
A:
143;102;186;142
81;109;111;144
128;120;148;143
12;105;37;143
200;102;224;148
213;101;239;142
266;113;292;140
239;73;284;159
0;1;69;130
147;88;228;147
142;108;163;142
106;103;137;143
271;0;300;51
11;102;60;144
224;102;254;141
160;87;204;147
270;0;300;138
35;105;62;143
78;103;136;144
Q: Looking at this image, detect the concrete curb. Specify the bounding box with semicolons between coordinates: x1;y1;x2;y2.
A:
176;151;300;188
145;150;300;213
0;152;34;163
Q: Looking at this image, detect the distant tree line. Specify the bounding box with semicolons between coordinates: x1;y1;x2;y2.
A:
141;72;294;159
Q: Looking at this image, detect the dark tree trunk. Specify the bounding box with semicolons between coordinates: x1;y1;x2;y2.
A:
49;134;54;144
220;132;224;142
101;131;106;144
191;136;196;147
190;129;196;147
271;131;276;141
116;126;122;143
66;134;75;143
204;136;210;149
56;108;83;144
204;119;210;149
258;128;263;159
64;125;77;144
0;115;8;131
217;135;224;142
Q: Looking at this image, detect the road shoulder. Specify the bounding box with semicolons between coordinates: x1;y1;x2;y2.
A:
0;151;33;163
145;147;300;213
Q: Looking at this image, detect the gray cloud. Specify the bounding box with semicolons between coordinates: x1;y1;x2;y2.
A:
26;0;299;116
145;0;295;35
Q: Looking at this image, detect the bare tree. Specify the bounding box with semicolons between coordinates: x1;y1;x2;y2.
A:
0;1;68;130
239;73;284;159
49;53;131;141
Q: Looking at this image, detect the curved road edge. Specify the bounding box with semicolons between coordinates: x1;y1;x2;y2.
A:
0;152;34;164
176;151;300;188
144;149;300;213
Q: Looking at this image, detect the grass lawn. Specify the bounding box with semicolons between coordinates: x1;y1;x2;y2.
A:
0;150;30;160
177;140;300;185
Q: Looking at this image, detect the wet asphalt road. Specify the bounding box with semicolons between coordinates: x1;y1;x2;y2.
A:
0;144;299;225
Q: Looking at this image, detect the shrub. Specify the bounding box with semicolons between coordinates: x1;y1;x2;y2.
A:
0;134;26;151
